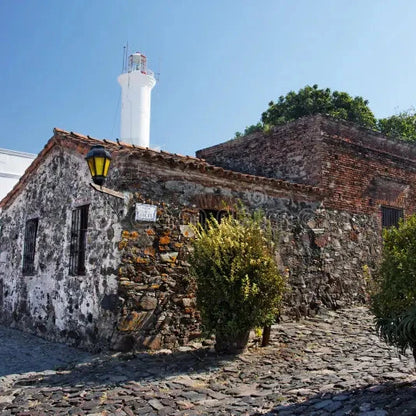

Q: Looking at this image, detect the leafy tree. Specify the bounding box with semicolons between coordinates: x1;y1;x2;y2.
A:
243;123;263;135
371;215;416;361
378;110;416;141
261;84;377;129
234;123;263;139
189;208;286;354
234;85;416;143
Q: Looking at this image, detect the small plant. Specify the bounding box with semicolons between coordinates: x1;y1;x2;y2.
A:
371;215;416;360
189;207;286;354
254;327;263;338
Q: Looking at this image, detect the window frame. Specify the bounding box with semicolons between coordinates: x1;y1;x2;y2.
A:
381;205;404;229
22;218;39;275
69;204;89;276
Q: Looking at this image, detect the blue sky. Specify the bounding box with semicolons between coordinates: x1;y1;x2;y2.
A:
1;1;416;156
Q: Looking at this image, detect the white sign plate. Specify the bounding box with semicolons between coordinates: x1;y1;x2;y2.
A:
135;203;157;222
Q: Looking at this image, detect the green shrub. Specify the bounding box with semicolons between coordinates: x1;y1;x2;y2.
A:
371;215;416;359
189;208;286;352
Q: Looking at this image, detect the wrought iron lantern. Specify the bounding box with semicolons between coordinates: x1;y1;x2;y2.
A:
85;145;112;186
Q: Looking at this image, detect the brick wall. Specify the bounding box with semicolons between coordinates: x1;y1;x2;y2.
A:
198;115;416;218
320;121;416;216
197;116;324;186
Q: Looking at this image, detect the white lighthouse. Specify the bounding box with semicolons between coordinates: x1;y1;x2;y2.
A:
118;52;156;147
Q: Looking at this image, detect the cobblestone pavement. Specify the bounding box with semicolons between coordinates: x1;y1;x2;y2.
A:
0;306;415;415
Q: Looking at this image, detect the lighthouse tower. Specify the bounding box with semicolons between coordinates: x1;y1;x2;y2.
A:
118;52;156;147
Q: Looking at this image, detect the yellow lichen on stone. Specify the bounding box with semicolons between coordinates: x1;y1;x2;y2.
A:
144;247;156;257
159;235;171;245
136;257;148;264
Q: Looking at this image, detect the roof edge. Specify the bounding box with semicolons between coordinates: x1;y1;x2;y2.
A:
0;128;324;209
0;133;59;208
0;148;37;159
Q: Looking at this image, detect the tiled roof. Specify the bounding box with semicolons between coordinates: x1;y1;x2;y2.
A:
0;128;324;209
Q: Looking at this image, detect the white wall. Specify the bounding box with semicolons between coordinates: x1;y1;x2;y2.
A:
0;148;36;201
118;69;156;148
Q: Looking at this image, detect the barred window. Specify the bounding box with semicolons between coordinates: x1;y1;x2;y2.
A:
69;205;89;275
381;206;403;229
22;218;38;275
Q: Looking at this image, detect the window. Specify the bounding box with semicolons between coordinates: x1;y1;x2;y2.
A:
69;205;89;275
22;218;38;275
381;206;403;229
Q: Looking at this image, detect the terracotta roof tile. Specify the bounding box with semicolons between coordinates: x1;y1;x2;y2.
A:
0;128;325;209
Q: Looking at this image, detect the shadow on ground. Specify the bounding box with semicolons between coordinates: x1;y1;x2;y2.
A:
11;346;235;388
10;346;416;416
251;379;416;416
0;326;93;377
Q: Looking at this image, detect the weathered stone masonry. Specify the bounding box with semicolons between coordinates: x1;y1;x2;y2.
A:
0;143;122;351
106;144;326;350
197;115;416;311
0;130;321;351
2;116;415;351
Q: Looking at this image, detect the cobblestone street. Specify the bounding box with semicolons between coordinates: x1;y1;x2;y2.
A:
0;306;415;415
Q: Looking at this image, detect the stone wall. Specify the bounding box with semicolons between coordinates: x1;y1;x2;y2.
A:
0;136;328;351
109;148;380;347
112;195;200;351
0;145;122;351
111;189;381;352
0;128;386;351
108;151;325;350
277;209;381;317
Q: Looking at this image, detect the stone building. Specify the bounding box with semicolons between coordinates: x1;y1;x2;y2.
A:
0;114;415;351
